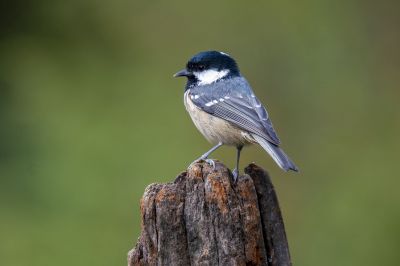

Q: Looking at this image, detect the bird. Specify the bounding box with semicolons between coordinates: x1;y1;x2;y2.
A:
174;51;298;179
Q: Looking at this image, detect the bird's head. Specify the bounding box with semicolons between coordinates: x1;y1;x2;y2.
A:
174;51;240;88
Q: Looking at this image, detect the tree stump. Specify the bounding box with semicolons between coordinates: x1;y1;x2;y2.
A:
128;161;291;266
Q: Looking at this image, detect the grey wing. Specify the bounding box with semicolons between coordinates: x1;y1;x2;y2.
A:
247;92;280;144
190;78;280;145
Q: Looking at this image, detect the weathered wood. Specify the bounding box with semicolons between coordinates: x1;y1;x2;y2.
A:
128;161;291;266
245;164;291;266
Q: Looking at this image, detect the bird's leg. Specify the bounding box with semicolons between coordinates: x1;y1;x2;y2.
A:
198;142;223;160
193;142;223;169
232;145;243;182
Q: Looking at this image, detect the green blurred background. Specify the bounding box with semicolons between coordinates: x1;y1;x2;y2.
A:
1;0;399;265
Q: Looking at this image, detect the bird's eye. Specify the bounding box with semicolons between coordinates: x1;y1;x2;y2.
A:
198;65;205;70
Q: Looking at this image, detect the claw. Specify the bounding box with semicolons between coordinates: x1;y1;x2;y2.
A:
232;168;239;183
205;159;216;169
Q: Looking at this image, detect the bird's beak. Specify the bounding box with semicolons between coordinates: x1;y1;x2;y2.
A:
173;69;191;78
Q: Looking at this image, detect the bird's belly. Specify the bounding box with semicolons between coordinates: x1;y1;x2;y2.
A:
184;92;254;145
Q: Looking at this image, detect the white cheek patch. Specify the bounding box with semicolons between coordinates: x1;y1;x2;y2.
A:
194;69;230;85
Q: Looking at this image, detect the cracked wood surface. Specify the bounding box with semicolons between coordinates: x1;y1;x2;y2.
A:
128;161;291;266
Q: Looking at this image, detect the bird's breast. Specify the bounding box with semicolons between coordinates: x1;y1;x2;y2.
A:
184;90;254;146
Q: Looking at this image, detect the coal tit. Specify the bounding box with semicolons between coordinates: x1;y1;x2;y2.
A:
174;51;298;178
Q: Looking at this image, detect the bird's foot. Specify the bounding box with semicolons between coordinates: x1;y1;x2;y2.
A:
189;157;216;170
204;158;216;169
232;168;239;183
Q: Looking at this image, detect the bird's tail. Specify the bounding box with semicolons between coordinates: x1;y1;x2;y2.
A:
251;134;298;172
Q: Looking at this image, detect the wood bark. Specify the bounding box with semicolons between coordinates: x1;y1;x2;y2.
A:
128;161;291;266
